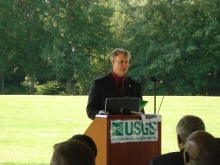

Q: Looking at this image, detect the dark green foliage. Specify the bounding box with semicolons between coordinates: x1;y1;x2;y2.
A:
35;81;65;95
124;0;220;95
0;0;220;95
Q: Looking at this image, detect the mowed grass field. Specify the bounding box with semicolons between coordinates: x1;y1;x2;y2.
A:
0;95;220;165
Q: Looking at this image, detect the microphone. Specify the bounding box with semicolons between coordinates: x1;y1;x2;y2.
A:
145;74;166;84
120;107;131;115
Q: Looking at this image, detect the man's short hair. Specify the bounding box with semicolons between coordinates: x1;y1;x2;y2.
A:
176;115;205;143
50;139;95;165
198;138;220;165
110;48;131;60
69;134;97;157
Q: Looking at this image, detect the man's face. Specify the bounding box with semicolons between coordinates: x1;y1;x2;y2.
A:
111;53;130;78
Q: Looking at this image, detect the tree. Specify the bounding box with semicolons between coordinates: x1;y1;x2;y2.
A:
123;0;220;95
43;0;115;95
11;0;49;94
0;1;18;94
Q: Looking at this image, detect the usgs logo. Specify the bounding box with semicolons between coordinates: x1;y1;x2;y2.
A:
111;120;157;136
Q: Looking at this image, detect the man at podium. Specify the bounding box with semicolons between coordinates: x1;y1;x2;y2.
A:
86;48;144;120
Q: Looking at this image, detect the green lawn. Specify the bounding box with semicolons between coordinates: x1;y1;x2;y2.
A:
0;95;219;165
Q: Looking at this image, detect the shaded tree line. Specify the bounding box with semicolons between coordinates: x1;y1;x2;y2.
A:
0;0;220;96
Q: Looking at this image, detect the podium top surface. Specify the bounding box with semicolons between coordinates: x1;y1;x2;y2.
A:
95;114;161;121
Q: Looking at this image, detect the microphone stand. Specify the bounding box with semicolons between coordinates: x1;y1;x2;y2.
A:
154;81;156;114
145;74;165;114
149;76;158;114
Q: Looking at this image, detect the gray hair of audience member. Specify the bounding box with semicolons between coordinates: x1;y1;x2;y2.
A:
198;138;220;165
176;115;205;144
50;139;95;165
110;48;131;60
69;134;97;157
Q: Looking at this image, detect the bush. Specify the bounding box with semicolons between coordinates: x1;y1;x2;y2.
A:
36;81;66;95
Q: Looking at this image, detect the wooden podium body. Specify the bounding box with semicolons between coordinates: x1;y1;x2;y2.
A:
84;114;161;165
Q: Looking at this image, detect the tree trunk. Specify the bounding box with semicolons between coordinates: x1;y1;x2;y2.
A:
1;66;4;94
30;75;35;95
66;77;72;95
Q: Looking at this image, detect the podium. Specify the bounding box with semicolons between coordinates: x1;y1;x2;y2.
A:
84;114;161;165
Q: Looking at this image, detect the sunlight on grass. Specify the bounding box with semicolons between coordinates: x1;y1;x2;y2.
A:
0;95;220;164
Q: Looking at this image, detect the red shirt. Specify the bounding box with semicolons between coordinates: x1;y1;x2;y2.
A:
111;71;126;88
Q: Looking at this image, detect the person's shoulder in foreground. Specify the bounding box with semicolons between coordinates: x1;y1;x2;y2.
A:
149;149;184;165
198;137;220;165
50;139;95;165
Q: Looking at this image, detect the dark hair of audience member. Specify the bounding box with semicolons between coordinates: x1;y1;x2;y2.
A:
69;134;97;157
50;139;95;165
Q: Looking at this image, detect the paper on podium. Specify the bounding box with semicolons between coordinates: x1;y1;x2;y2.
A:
139;100;148;112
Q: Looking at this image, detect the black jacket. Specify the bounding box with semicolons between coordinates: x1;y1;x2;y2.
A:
149;149;184;165
86;73;143;120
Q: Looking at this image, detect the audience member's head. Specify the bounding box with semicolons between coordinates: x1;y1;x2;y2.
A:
176;115;205;149
68;134;97;157
184;130;214;165
50;139;95;165
198;138;220;165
